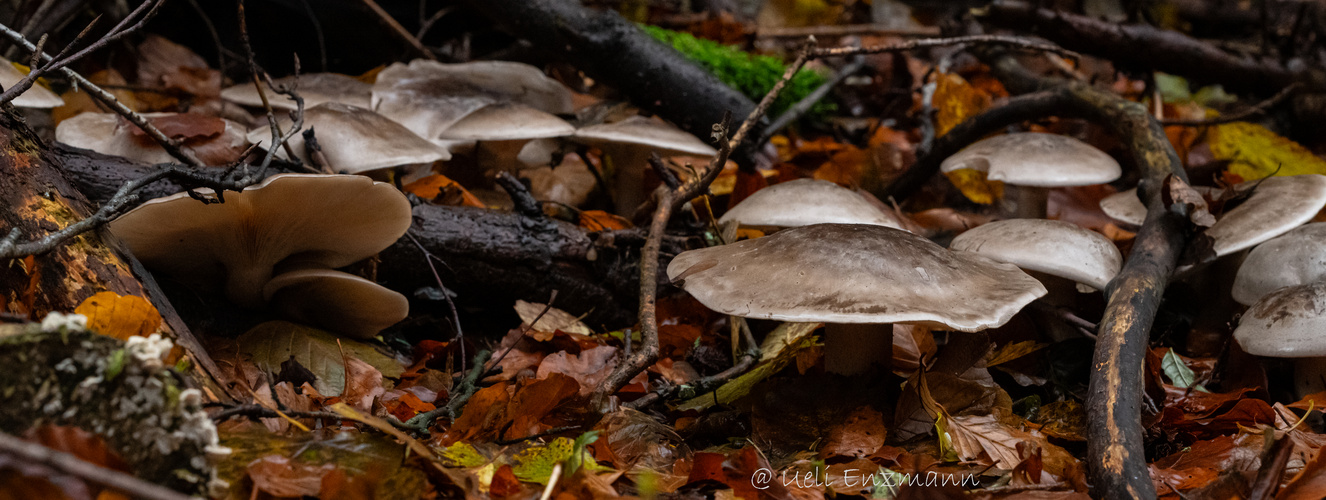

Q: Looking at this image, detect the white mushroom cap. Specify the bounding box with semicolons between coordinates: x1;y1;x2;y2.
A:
56;112;249;165
437;103;574;141
262;268;409;339
939;132;1122;187
949;219;1122;291
371;60;574;140
1205;175;1326;257
1232;223;1326;305
1100;188;1147;226
0;56;63;108
718;179;906;231
573;115;717;157
108;174;412;309
246;102;450;173
220;73;372;111
1234;281;1326;357
666;223;1047;330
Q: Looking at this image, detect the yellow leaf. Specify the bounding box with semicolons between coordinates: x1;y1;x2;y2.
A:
943;168;1004;205
74;291;161;341
1211;122;1326;181
934;73;991;137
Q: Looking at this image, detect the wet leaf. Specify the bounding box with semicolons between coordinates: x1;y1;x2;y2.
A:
237;321;403;397
1210;122;1326;181
74;291;161;341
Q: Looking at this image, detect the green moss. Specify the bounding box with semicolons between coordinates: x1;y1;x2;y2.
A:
643;25;835;119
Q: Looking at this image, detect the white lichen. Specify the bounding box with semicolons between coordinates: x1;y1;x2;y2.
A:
40;311;87;333
124;334;173;368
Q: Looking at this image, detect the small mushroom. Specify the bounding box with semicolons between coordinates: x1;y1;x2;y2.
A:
573;115;717;215
246;102;450;174
949;219;1122;292
371;59;574;142
940;132;1121;218
1233;281;1326;397
437;103;575;172
1202;174;1326;257
262;268;409;339
719;178;907;232
667;223;1046;375
56;112;250;165
1231;223;1326;305
0;55;63;108
108;173;412;309
1099;188;1146;227
220;73;372;111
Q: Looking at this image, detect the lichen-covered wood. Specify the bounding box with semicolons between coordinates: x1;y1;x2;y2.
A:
0;322;228;495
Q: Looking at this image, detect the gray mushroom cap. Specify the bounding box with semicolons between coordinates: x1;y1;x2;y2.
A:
1205;174;1326;257
666;224;1047;330
246;102;450;173
1232;223;1326;305
949;219;1122;290
1234;281;1326;357
220;73;372;111
437;103;575;141
939;132;1122;187
1100;188;1147;226
55;112;250;166
573;115;716;156
718;179;906;231
0;56;63;108
262;268;409;339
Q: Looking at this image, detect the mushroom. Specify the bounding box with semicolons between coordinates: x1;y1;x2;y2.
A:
56;112;250;165
262;268;409;339
1231;223;1326;306
940;132;1122;218
437;102;575;172
0;55;63;108
1099;188;1146;227
667;224;1047;375
220;73;372;111
107;173;412;309
246;102;450;175
1202;174;1326;257
371;59;574;142
1233;281;1326;397
573;115;717;215
718;178;907;232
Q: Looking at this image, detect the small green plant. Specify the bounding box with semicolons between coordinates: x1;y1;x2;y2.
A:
643;25;835;119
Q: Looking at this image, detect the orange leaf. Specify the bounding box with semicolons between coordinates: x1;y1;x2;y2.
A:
403;174;485;207
578;210;631;231
74;291;161;341
933;73;991;136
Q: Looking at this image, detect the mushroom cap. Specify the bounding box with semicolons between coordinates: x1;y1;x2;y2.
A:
0;56;63;108
371;60;574;140
1234;281;1326;357
939;132;1122;187
108;173;412;309
220;73;372;111
56;112;249;165
573;115;716;157
949;219;1122;290
262;268;409;339
718;179;906;230
666;223;1047;330
246;102;450;173
437;103;574;141
1232;223;1326;305
1100;188;1146;226
1205;174;1326;257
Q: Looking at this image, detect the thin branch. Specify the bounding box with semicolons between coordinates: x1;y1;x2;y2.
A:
808;34;1080;61
358;0;438;60
757;24;940;38
0;431;192;500
236;0;304;167
759;54;866;144
403;349;492;431
626;350;760;409
1162;83;1302;126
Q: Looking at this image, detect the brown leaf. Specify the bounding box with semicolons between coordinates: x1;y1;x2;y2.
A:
536;346;630;397
504;373;580;440
821;406;887;459
1163;174;1216;227
1277;440;1326;499
247;455;334;498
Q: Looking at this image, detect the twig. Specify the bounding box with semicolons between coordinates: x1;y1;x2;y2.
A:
757;24;940;38
496;171;544;218
404;231;465;370
298;0;329;71
759;54;866;144
184;0;227;74
494;425;581;446
626;350;760;409
808;34;1080;61
358;0;438;60
211;404;350;423
416;5;453;40
1162;83;1302;126
236;0;304;168
0;431;192;500
403;349;492;430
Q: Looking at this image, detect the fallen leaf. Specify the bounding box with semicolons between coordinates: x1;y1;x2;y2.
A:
1210;122;1326;181
237;321;403;398
74;291;161;341
821;406;888;459
514;300;593;336
933;72;992;136
247;455;334;498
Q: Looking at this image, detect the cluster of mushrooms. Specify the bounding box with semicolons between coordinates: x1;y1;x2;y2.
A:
668;131;1326;388
47;59;720;339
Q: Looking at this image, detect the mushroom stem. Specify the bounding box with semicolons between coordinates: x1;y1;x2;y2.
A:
823;323;894;376
603;145;651;218
224;265;273;310
1003;185;1050;219
1294;358;1326;398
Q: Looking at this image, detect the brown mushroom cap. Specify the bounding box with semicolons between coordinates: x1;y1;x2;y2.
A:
719;179;906;231
949;219;1122;291
246;102;450;173
939;132;1122;187
666;224;1047;330
108;173;412;309
262;268;409;339
1205;174;1326;257
0;56;63;108
1232;223;1326;305
56;112;249;165
220;73;372;111
1233;281;1326;357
